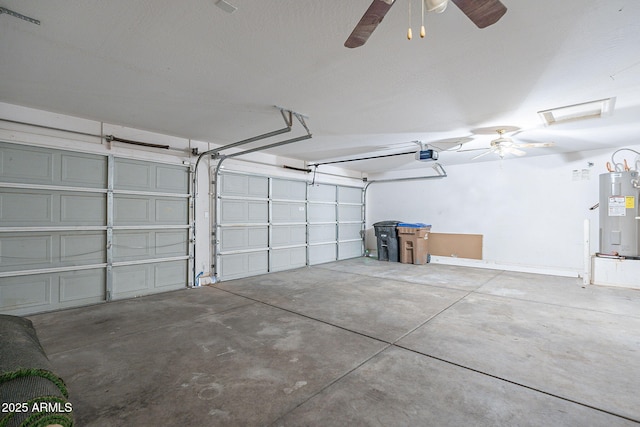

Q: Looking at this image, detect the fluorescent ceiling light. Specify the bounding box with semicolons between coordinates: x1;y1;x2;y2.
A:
538;97;616;126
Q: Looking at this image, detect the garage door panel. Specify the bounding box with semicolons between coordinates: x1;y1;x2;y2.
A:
155;261;187;289
0;232;105;272
309;244;337;265
220;200;268;224
271;225;306;247
0;188;105;230
0;234;51;270
113;232;151;259
114;196;150;223
155;165;189;193
219;251;268;280
60;233;106;263
112;264;150;295
220;226;268;252
113;159;188;194
0;275;52;312
114;195;187;225
272;201;306;223
338;204;362;222
272;179;306;200
338;186;362;204
248;201;268;222
0;191;52;225
0;142;107;188
308;184;336;202
0;144;54;183
339;223;362;241
113;231;187;261
309;224;335;243
112;261;187;299
339;241;363;260
221;173;268;198
114;159;151;190
60;194;106;224
61;154;107;187
308;204;336;222
156;231;189;256
59;270;105;302
155;198;188;223
271;247;306;271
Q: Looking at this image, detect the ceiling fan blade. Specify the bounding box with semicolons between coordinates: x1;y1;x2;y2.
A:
450;0;507;28
471;149;496;160
456;147;490;153
513;142;555;149
344;0;395;48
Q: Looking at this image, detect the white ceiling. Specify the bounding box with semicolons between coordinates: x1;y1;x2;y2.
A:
1;0;639;173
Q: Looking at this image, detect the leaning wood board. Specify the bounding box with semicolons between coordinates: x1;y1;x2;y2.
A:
427;233;483;260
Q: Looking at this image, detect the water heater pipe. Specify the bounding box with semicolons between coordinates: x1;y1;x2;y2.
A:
583;219;591;285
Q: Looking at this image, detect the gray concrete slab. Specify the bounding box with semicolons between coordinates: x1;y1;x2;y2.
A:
217;269;468;342
214;266;348;301
397;293;640;422
276;346;636;426
18;260;640;425
29;286;253;353
318;257;503;291
38;302;386;426
477;270;640;318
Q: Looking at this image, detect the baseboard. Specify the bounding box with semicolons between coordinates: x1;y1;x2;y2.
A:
429;256;580;278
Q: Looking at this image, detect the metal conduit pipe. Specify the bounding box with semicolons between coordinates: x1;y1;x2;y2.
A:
361;163;447;251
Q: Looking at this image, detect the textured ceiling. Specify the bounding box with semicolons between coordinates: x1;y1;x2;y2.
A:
1;0;639;173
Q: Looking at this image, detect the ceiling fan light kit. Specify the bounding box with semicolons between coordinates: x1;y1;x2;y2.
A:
425;0;449;13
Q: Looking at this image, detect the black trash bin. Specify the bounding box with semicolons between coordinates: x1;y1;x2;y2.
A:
373;221;402;262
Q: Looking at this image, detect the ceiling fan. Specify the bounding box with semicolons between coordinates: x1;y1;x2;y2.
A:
345;0;507;48
460;129;555;160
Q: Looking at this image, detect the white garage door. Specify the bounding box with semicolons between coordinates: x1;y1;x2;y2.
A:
0;142;190;315
217;172;363;279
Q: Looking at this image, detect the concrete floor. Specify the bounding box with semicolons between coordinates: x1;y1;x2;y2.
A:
29;258;640;426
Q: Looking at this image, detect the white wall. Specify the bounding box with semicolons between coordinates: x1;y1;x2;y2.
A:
367;147;640;276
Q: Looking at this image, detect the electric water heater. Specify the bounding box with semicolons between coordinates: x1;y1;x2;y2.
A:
599;171;640;256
